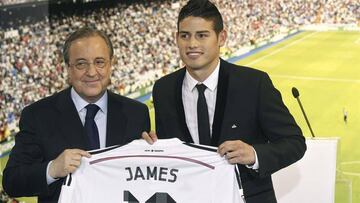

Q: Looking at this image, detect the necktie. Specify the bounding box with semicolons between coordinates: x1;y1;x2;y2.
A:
85;104;100;150
196;84;211;145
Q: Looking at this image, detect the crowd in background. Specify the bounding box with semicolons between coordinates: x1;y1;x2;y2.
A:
0;0;43;6
0;0;359;141
0;188;19;203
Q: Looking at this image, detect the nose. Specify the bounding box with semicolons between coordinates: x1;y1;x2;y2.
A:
189;36;198;49
86;63;98;76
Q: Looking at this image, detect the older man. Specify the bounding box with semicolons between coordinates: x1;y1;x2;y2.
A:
3;27;150;202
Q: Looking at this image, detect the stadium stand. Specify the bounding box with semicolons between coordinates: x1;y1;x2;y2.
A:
0;0;37;6
0;0;358;143
0;188;19;203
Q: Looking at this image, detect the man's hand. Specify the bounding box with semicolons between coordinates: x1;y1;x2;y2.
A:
142;131;158;144
49;149;91;178
218;140;256;165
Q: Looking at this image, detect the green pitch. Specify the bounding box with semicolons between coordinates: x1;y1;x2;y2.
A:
235;31;360;203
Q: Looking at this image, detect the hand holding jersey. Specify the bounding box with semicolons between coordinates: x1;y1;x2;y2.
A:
218;140;256;165
143;132;256;166
49;149;91;179
142;131;157;145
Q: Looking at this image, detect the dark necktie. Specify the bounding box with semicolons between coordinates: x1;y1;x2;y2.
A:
85;104;100;150
196;84;211;145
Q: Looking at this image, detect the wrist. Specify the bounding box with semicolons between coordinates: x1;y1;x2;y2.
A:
48;161;58;179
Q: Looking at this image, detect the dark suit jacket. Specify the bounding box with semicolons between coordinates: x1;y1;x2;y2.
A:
2;87;150;203
152;59;306;203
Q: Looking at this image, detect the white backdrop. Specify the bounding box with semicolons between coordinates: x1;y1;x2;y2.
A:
272;137;339;203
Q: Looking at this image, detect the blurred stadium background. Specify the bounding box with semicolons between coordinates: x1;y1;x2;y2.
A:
0;0;359;202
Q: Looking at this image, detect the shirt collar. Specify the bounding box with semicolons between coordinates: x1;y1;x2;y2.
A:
71;87;108;113
184;60;220;92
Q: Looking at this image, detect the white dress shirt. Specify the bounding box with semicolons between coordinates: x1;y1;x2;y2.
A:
182;63;219;144
47;88;108;184
71;88;108;148
182;61;259;170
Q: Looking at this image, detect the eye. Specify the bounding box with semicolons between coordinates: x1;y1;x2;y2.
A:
77;61;87;66
95;59;106;67
197;33;208;39
179;33;189;39
75;61;89;69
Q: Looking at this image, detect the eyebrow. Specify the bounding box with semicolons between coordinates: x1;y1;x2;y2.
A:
94;57;106;60
74;57;106;62
74;58;88;62
196;31;210;34
179;30;211;34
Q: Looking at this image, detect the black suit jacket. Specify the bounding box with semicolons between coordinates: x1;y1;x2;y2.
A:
153;59;306;203
2;87;150;202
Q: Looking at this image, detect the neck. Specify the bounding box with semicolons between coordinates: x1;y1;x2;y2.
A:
186;58;219;82
82;90;106;104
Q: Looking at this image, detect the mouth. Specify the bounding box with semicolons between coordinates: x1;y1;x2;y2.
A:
186;51;203;59
83;79;100;85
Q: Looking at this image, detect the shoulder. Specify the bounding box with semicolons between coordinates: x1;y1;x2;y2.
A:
221;59;267;78
219;59;270;88
154;68;185;88
17;88;71;126
22;88;69;115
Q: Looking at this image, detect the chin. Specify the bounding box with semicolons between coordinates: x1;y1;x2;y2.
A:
184;59;204;68
186;63;205;70
83;88;102;96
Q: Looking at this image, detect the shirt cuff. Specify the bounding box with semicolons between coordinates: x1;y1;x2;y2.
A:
246;147;259;170
46;161;58;185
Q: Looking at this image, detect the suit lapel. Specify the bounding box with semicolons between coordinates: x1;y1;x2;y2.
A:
175;69;194;143
105;91;127;146
211;59;229;146
56;87;88;150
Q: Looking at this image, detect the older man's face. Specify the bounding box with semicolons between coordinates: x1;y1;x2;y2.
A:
67;36;111;103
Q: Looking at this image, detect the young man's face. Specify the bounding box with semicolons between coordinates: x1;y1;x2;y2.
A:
67;36;112;103
177;16;226;73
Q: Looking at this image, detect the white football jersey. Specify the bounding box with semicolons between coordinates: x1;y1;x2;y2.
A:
58;138;244;203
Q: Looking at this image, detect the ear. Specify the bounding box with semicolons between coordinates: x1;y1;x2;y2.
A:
218;29;227;47
66;66;72;85
111;56;116;65
65;63;71;72
175;32;180;46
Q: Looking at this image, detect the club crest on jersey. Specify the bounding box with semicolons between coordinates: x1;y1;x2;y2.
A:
145;149;164;152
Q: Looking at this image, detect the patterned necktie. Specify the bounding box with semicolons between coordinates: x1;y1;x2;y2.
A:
196;84;211;145
85;104;100;150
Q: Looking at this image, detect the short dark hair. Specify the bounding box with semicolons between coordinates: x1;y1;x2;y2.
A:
177;0;223;34
63;27;114;65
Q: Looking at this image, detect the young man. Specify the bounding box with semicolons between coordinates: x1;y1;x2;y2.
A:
144;0;306;202
3;27;150;202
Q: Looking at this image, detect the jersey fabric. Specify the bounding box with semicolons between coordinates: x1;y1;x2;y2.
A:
58;138;244;203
